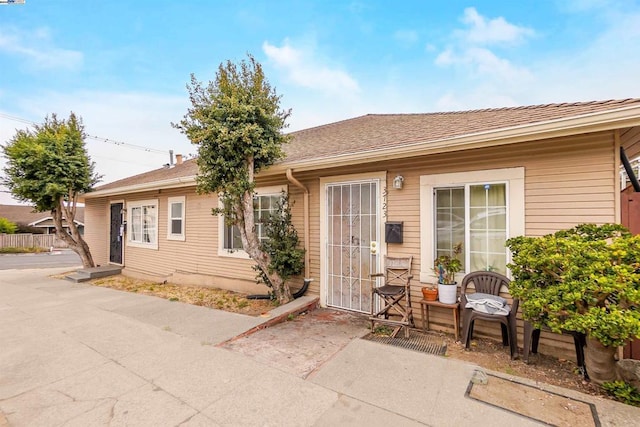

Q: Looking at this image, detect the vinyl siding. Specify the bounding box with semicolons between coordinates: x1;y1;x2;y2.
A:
303;130;615;358
621;126;640;159
83;129;617;358
84;198;109;266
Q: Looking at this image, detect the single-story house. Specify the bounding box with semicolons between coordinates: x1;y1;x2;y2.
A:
0;204;85;235
82;99;640;358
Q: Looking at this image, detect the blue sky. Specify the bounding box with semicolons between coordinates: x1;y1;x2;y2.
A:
1;0;640;204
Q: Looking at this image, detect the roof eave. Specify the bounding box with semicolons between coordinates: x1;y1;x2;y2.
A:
82;175;198;199
82;104;640;197
270;104;640;173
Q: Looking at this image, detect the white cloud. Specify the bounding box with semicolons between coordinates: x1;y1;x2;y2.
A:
262;39;359;96
436;47;532;82
0;26;83;70
458;7;535;46
435;8;534;88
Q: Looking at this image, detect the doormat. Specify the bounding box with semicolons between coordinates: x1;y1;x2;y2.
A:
361;330;447;356
466;370;600;427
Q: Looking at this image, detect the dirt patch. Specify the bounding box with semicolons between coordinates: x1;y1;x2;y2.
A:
467;373;598;427
437;330;605;399
89;275;274;317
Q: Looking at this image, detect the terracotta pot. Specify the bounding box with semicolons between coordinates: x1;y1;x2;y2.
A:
584;336;618;385
422;287;438;301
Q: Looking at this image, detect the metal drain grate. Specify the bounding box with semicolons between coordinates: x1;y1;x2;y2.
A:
361;331;447;356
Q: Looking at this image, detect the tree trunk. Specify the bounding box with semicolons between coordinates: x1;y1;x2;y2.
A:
234;180;293;305
53;197;95;268
584;336;618;385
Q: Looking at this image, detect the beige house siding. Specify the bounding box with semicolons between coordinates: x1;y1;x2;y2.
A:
621;126;640;159
84;198;109;266
299;130;615;357
84;183;308;294
83;129;617;359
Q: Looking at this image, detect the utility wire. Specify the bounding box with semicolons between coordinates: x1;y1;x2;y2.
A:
0;112;167;154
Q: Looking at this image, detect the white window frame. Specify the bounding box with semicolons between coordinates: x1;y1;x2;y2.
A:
127;199;159;250
167;196;186;241
419;167;525;283
217;185;287;259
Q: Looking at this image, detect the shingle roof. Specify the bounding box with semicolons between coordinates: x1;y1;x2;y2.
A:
284;98;640;162
0;204;84;225
93;160;198;192
91;98;640;193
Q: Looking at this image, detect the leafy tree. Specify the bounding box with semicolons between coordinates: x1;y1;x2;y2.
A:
0;217;17;234
173;55;296;304
2;113;100;267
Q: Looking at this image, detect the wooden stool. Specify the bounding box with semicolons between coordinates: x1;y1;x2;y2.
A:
419;299;460;341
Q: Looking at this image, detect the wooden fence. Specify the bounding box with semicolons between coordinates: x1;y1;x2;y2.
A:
0;233;68;249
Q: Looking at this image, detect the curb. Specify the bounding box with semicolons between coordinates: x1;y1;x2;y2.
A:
218;297;320;346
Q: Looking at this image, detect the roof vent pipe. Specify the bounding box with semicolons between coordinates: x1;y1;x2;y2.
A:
169;150;174;167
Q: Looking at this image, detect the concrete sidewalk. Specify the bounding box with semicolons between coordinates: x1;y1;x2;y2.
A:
1;268;639;426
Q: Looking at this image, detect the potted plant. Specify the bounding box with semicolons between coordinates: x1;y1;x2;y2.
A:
507;224;640;385
433;242;462;304
421;285;438;301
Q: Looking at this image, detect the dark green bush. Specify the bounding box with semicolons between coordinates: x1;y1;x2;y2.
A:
506;224;640;347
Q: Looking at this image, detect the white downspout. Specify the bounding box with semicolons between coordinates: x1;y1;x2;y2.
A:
286;168;310;279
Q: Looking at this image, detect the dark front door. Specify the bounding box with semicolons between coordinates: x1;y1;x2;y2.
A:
110;203;123;264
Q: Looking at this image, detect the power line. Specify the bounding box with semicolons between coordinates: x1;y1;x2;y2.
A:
0;112;167;154
85;134;166;154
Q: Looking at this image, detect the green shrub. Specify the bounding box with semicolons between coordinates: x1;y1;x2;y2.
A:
602;381;640;406
0;246;48;254
0;217;17;234
506;224;640;347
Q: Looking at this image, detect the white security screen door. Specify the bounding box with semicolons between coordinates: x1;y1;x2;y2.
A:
326;180;380;312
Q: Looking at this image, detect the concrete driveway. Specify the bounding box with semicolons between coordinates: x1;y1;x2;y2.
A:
1;268;639;426
0;250;82;270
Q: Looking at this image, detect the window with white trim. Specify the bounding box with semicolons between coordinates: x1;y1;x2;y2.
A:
127;199;158;249
435;183;507;274
419;167;525;283
167;196;186;241
219;186;286;258
223;193;282;251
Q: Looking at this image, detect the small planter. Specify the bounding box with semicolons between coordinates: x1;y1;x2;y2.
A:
421;286;438;301
438;283;458;304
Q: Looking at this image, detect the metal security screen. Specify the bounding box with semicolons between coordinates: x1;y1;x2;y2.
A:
326;180;379;312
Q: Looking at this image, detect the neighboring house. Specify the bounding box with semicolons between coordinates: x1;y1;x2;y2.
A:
0;204;85;235
81;99;640;357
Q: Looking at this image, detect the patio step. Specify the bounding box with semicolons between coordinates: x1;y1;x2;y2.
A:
65;265;122;283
